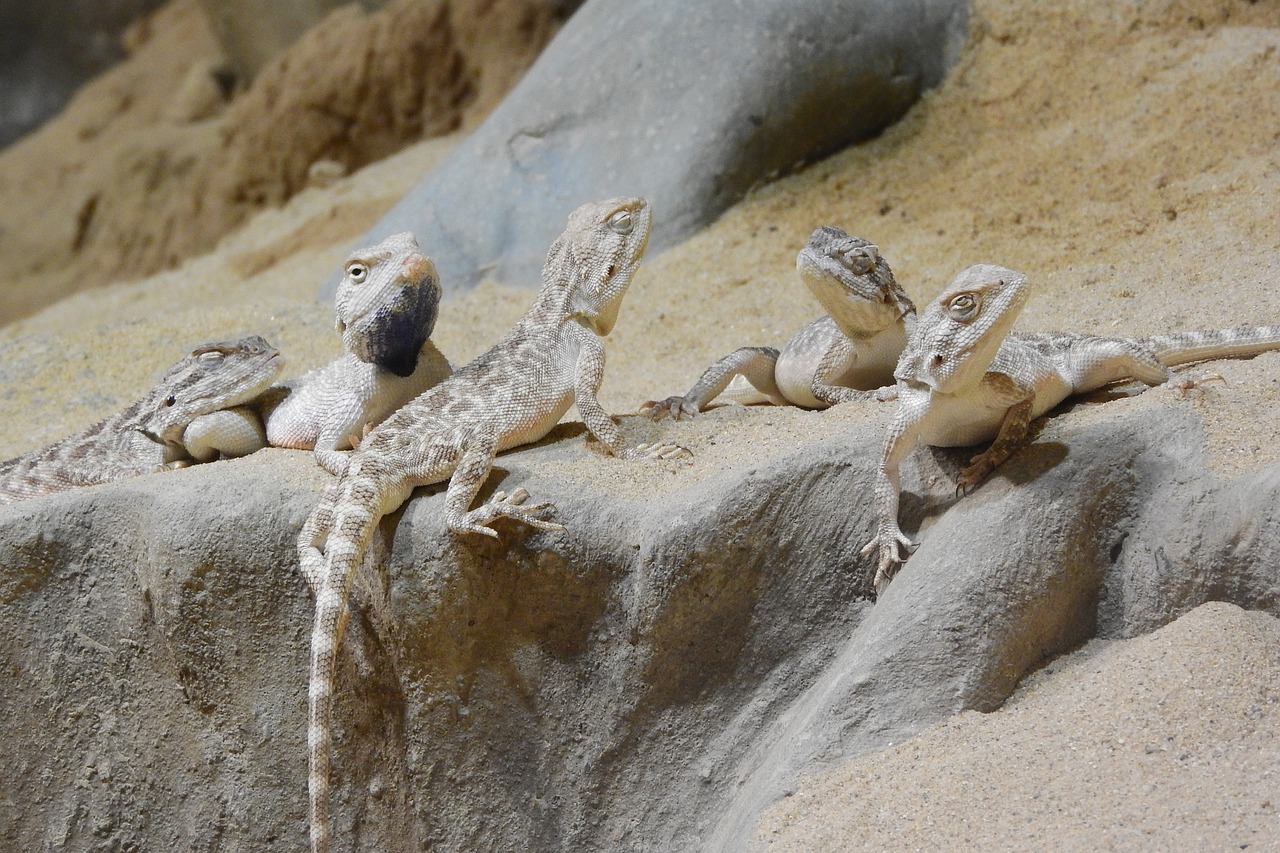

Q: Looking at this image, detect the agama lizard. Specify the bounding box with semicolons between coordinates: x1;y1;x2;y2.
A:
296;197;687;853
0;336;283;503
641;226;914;418
861;264;1280;591
265;232;452;475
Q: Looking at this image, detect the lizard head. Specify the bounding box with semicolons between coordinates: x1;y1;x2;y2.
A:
796;226;915;337
335;232;442;376
140;335;284;446
552;196;651;336
896;264;1028;393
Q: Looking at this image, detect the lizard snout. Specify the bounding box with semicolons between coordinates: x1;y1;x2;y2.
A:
400;252;432;282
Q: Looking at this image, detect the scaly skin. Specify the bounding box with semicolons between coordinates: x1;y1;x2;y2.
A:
297;197;688;853
862;265;1280;592
641;226;914;419
0;336;283;503
265;232;452;476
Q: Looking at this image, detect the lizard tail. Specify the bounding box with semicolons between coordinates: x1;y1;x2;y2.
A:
307;496;380;853
1140;325;1280;367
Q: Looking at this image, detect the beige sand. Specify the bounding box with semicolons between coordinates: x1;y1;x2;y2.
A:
757;600;1280;851
1;0;1279;845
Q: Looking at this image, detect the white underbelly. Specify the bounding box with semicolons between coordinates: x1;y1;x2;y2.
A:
917;391;1010;447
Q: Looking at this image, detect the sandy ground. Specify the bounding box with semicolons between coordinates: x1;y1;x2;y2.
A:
1;0;1279;847
756;600;1280;851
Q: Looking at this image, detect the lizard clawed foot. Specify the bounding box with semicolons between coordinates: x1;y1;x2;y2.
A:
1171;373;1226;395
451;488;565;538
639;397;699;421
859;526;917;595
623;441;694;463
955;454;999;496
873;385;899;403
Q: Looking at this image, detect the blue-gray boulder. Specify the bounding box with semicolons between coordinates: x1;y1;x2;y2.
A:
336;0;969;297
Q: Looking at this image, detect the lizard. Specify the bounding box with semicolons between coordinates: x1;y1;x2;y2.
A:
0;335;283;504
860;263;1280;592
640;225;915;419
296;197;689;853
263;231;453;476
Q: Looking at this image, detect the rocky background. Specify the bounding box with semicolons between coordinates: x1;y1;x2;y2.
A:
2;0;1279;850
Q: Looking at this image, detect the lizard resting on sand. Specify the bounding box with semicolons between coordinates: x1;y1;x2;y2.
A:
641;226;914;419
265;232;452;476
0;336;283;504
296;197;687;853
861;264;1280;592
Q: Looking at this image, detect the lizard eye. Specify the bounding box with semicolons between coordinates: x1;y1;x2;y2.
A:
607;210;633;235
845;246;878;275
164;396;177;407
947;292;979;320
347;263;368;283
197;351;224;364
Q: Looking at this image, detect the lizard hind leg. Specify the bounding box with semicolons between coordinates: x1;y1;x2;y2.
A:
640;346;783;420
460;488;565;535
438;432;562;538
306;474;404;853
297;480;341;594
1068;339;1170;392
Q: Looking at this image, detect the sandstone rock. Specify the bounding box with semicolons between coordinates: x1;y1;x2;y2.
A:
194;0;386;83
0;0;575;325
2;392;1276;851
341;0;970;297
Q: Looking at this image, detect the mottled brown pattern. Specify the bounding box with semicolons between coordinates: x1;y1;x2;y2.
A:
863;265;1280;591
0;336;282;504
641;226;915;419
297;197;690;853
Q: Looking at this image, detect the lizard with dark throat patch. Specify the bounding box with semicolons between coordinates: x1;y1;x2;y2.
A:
297;197;688;853
264;231;452;476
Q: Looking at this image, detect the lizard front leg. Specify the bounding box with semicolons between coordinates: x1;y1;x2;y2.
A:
178;406;268;462
859;400;923;593
312;420;363;477
810;336;898;406
577;332;692;460
955;374;1036;493
641;346;783;420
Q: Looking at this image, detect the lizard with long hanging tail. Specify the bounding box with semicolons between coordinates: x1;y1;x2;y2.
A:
297;196;688;852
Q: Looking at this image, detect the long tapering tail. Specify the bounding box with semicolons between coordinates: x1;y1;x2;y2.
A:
306;489;381;853
1141;325;1280;367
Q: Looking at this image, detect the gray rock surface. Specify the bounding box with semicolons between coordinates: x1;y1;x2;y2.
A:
335;0;969;298
2;392;1277;851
